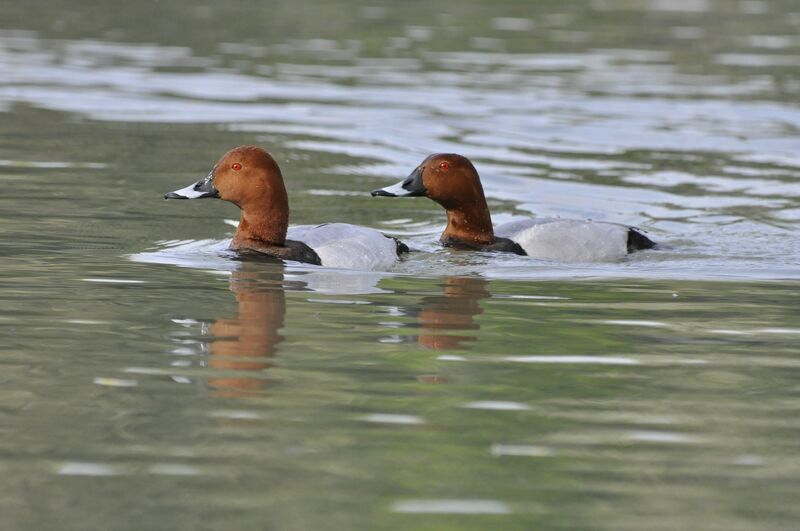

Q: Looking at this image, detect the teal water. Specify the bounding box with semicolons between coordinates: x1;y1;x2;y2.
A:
1;1;799;529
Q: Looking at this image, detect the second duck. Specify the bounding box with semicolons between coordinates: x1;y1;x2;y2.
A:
372;153;655;262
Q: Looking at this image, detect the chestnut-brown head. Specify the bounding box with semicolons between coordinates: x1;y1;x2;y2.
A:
371;153;495;244
164;145;290;245
166;146;286;204
211;146;287;209
371;153;486;211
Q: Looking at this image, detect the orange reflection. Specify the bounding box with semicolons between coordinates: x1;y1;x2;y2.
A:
207;265;285;397
417;276;490;350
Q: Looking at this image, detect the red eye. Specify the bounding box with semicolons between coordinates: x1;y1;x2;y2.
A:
232;163;242;171
439;161;450;170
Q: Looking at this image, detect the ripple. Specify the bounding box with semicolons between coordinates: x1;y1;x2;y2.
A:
490;444;555;457
602;320;670;328
147;464;203;476
0;159;107;169
733;454;765;466
391;499;512;514
123;367;170;375
492;294;569;300
58;462;124;476
437;355;468;361
626;430;703;444
93;377;138;388
491;17;535;31
502;355;640;365
306;298;371;305
716;54;800;67
356;413;426;425
759;328;800;334
208;410;263;420
463;401;531;411
82;278;146;284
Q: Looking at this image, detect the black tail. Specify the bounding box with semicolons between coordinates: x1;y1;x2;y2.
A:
393;237;410;256
627;228;656;253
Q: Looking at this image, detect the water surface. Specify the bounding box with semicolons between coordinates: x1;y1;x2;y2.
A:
1;1;799;529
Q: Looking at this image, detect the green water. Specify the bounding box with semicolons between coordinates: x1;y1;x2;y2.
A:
1;1;800;529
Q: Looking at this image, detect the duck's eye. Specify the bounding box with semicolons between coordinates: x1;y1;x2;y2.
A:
439;161;450;171
231;163;242;171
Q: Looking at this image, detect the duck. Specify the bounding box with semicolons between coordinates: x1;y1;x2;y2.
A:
371;153;656;262
165;145;408;270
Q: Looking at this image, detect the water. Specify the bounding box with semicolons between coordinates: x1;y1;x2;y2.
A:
1;0;799;529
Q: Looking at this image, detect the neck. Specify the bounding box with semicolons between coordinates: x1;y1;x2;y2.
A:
441;203;495;246
233;206;288;247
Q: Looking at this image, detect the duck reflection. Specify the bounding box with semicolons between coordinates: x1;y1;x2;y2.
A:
206;262;286;397
416;276;490;350
174;268;488;396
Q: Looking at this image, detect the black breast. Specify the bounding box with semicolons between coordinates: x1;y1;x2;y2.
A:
481;237;526;255
282;240;323;265
235;240;322;265
442;236;526;256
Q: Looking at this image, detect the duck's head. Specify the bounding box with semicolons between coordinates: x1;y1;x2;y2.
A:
370;153;484;210
372;153;495;245
165;145;288;210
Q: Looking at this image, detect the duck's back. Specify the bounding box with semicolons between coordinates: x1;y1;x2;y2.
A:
287;223;402;270
495;218;652;262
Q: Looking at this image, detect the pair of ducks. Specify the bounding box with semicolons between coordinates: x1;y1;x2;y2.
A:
165;145;655;270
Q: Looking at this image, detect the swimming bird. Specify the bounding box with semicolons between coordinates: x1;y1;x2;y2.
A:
371;153;655;262
165;145;407;269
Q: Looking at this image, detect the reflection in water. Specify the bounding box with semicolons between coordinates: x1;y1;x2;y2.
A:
206;264;286;397
417;276;490;350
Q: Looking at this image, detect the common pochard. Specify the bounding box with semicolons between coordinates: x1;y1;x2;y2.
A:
165;146;407;270
372;153;656;262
